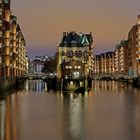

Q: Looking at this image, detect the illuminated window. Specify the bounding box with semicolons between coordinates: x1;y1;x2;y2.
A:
69;66;72;69
66;66;69;69
74;66;77;69
73;72;80;79
78;66;81;69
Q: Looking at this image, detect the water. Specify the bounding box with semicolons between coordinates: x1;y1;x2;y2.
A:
0;80;140;140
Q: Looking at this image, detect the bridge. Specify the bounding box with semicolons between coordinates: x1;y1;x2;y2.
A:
20;73;57;80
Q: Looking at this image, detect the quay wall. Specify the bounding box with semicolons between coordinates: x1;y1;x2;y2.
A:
0;78;25;96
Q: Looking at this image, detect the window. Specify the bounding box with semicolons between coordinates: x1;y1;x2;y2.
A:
66;51;70;57
71;40;77;47
78;66;81;69
62;51;65;56
74;66;77;69
65;66;69;69
70;51;73;57
73;72;80;79
84;51;88;58
75;51;82;57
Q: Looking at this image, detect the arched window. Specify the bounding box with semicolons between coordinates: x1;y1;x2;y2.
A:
62;51;65;56
78;51;82;57
69;51;73;57
84;51;88;57
76;51;78;56
66;51;70;57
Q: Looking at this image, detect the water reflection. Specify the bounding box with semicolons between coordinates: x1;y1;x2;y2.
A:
93;80;131;93
25;80;47;92
69;94;82;137
0;95;17;140
0;80;140;140
0;100;6;140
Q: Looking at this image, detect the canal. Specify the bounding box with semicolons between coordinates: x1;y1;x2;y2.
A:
0;80;140;140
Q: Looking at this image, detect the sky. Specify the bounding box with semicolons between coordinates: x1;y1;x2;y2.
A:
12;0;140;58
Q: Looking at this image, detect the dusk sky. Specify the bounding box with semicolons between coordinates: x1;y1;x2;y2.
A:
12;0;140;58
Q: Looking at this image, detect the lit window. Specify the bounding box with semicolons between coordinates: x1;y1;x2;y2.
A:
73;72;80;79
74;66;78;69
66;66;69;69
78;66;81;69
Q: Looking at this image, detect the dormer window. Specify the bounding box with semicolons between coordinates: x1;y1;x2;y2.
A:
71;40;77;47
64;41;67;47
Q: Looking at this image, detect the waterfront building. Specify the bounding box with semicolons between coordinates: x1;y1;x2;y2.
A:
57;31;94;80
94;52;115;76
127;15;140;77
2;0;11;78
94;55;101;75
115;40;128;76
0;0;28;79
100;53;105;74
16;25;28;76
0;0;3;78
10;15;17;77
106;52;115;75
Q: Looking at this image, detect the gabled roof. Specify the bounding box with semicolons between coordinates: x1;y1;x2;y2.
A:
59;31;93;47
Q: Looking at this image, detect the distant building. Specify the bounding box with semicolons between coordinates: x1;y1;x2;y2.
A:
127;15;140;77
94;52;115;75
28;59;44;74
106;52;115;75
94;55;101;75
57;31;94;79
35;55;49;62
29;55;58;75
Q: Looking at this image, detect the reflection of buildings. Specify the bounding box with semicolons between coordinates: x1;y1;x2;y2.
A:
25;80;47;92
0;100;6;140
0;0;28;79
59;93;86;140
57;31;94;79
0;96;18;140
93;80;116;93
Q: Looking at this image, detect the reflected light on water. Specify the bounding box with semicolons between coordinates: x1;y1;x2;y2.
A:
25;80;47;92
69;94;82;138
0;100;6;140
0;80;140;140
